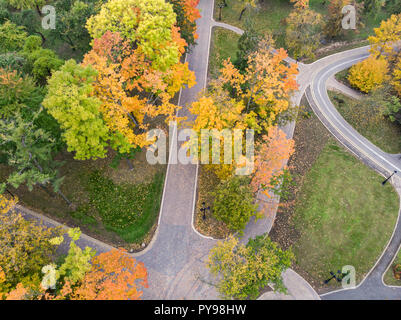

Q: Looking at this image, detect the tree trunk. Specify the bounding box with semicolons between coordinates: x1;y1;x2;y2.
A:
57;190;75;209
34;31;46;45
35;5;43;17
239;7;247;20
65;34;77;51
39;183;55;198
219;7;222;21
126;158;134;171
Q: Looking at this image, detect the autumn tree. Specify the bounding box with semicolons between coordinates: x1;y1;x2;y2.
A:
324;0;350;38
0;194;63;296
250;126;295;197
86;0;185;71
70;249;148;300
81;31;193;150
43;59;128;160
392;56;401;97
51;228;96;286
207;235;294;299
168;0;201;50
368;13;401;61
348;56;389;93
221;47;298;133
285;0;323;59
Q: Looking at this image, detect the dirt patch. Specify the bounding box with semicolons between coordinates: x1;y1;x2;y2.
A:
194;165;231;239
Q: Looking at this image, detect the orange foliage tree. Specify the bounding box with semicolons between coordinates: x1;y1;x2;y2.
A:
251;126;295;197
82;30;195;150
69;249;148;300
220;46;299;133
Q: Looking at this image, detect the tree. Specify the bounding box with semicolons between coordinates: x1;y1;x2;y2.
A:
53;228;96;286
5;0;46;16
70;249;148;300
168;0;201;50
238;0;256;21
0;20;27;53
251;126;295;197
392;56;401;97
86;0;183;71
220;47;298;133
43;59;126;160
21;36;63;85
348;56;389;93
52;0;101;53
0;107;63;194
368;13;401;60
211;176;258;234
207;235;294;299
285;0;322;59
0;194;63;296
234;19;264;72
324;0;350;38
82;30;194;150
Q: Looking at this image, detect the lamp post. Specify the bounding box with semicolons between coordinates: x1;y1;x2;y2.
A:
218;2;225;21
382;170;397;185
200;202;210;220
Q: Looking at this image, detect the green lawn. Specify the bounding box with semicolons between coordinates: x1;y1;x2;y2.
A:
329;91;401;154
214;0;292;48
208;27;240;79
0;148;166;248
292;139;399;286
215;0;396;58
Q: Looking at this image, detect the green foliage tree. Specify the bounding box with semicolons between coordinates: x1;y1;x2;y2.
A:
21;36;63;84
0;52;25;72
43;59;129;160
0;20;27;53
52;228;96;286
0;107;63;194
234;19;263;72
5;0;45;15
285;0;322;59
211;176;258;235
207;235;294;299
52;0;101;53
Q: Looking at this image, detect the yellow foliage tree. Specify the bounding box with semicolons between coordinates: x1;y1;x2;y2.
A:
348;56;389;93
392;56;401;97
368;13;401;61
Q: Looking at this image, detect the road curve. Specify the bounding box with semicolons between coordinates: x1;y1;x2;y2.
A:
306;48;401;299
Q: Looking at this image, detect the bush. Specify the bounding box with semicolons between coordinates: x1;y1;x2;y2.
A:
211;176;258;234
348;56;389;93
0;52;25;72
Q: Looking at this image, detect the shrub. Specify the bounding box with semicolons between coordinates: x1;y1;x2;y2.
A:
207;235;294;299
211;176;258;234
348;56;389;93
